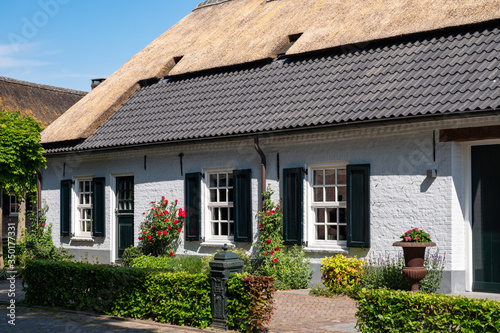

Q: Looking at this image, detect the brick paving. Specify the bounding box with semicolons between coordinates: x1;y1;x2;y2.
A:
0;279;359;332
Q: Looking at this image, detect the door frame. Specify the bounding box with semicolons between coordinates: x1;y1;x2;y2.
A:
464;139;500;291
111;173;134;262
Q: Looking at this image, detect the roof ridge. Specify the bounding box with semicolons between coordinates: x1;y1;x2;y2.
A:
0;76;87;96
194;0;233;10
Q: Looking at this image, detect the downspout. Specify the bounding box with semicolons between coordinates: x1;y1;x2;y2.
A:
254;137;266;208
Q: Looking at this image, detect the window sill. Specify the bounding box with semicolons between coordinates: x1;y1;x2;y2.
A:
304;246;348;254
70;236;94;242
200;241;236;248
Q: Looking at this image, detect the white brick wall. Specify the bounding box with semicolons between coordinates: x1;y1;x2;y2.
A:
42;119;481;289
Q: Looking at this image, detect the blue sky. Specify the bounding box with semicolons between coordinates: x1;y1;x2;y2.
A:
0;1;201;92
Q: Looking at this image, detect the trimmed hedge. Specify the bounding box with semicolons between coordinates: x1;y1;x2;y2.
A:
23;260;211;328
23;260;276;331
356;289;500;332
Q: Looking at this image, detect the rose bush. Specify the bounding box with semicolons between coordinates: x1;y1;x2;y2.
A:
138;197;186;256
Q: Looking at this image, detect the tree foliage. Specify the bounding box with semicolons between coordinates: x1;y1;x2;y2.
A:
0;110;46;193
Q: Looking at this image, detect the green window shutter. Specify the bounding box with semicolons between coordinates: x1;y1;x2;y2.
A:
185;172;202;241
347;164;370;248
283;168;304;245
60;179;72;236
233;169;252;242
92;177;106;237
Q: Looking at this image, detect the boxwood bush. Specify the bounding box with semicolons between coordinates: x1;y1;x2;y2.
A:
356;289;500;332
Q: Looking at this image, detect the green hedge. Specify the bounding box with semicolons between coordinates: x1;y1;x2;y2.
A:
23;260;276;331
356;289;500;332
23;260;211;328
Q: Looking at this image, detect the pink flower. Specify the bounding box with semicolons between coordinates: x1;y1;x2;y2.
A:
413;228;419;230
178;228;182;233
163;230;167;235
405;236;412;242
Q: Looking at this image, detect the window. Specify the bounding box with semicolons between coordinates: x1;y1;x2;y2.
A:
9;193;19;216
77;179;93;235
311;167;347;242
282;164;370;249
60;177;106;238
208;172;234;238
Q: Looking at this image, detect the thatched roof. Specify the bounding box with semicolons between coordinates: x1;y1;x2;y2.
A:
41;0;500;144
0;76;86;127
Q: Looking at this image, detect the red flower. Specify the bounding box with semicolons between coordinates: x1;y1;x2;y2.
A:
275;247;280;251
169;251;175;257
273;258;278;264
269;210;275;215
178;208;186;218
178;228;182;233
41;223;45;227
168;226;172;230
173;220;179;225
175;199;178;203
159;212;163;216
271;250;275;255
147;235;151;239
266;239;271;244
139;237;142;240
142;212;145;215
162;196;165;200
165;218;169;222
263;251;267;255
259;224;262;228
165;210;169;215
150;201;155;204
163;230;167;235
165;200;168;204
157;231;161;235
143;231;146;234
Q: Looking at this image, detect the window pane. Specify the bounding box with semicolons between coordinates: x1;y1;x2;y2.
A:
314;187;323;202
327;208;337;223
228;173;233;187
210;174;217;187
338;226;347;240
210;189;217;202
337;169;346;185
325;169;335;185
327;226;337;240
86;220;91;232
221;222;229;236
85;181;90;192
314;170;323;185
315;208;325;222
339;208;346;223
85;194;90;205
212;208;219;220
213;223;219;236
337;186;346;202
221;207;228;221
229;223;234;236
219;189;227;202
79;181;84;193
229;207;234;221
219;173;227;187
325;187;335;202
228;189;233;202
316;225;325;240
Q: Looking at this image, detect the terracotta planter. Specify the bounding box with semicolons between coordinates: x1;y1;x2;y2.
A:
393;241;436;292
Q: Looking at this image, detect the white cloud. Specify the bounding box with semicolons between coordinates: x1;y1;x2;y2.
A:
0;56;48;68
0;42;49;68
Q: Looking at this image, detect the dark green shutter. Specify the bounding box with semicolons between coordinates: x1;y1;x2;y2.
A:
283;168;303;245
185;172;202;241
347;164;370;248
92;177;106;237
60;179;72;236
234;169;252;242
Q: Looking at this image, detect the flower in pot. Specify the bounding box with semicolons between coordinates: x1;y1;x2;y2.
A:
393;228;436;292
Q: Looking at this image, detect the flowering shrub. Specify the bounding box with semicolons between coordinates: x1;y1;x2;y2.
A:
400;227;432;243
138;197;186;256
321;254;365;295
256;187;283;263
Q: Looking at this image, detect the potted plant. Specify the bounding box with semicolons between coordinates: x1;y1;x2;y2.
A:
393;228;436;292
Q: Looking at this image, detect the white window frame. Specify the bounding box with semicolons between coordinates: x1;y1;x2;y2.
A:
306;163;348;249
74;178;93;238
204;169;235;243
9;193;19;216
